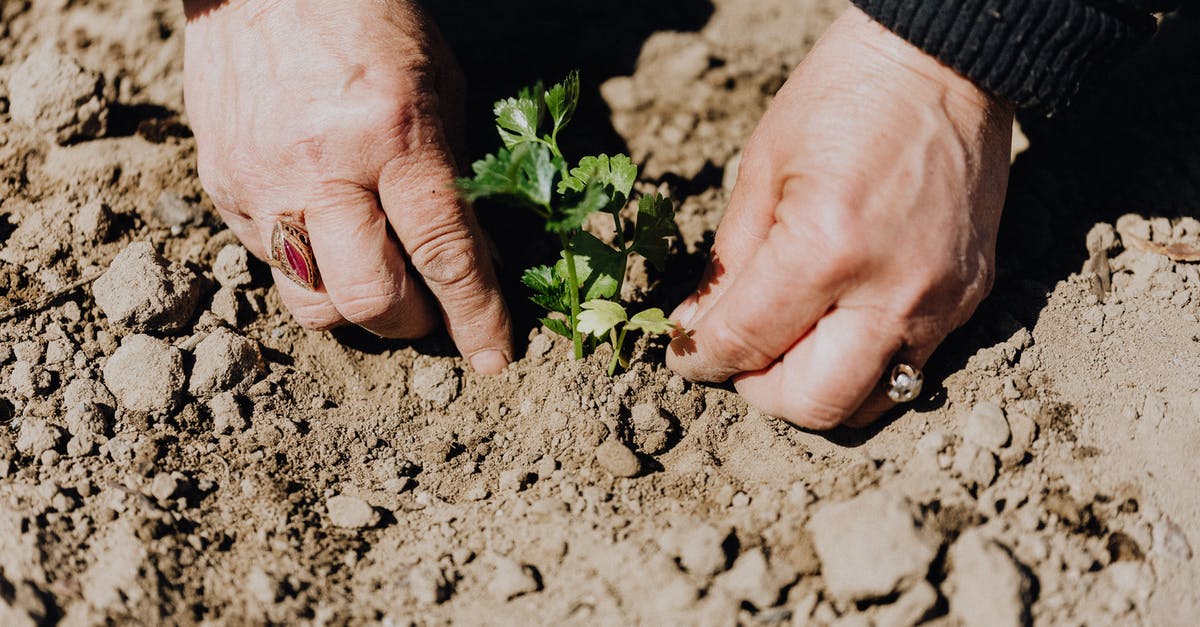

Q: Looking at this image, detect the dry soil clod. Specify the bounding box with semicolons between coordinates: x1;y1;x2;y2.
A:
93;242;201;334
807;489;939;602
102;334;186;413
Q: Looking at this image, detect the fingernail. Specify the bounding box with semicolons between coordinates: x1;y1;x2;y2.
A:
671;297;699;327
469;349;509;375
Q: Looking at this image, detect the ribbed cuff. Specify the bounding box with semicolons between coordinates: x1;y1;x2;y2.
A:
850;0;1159;115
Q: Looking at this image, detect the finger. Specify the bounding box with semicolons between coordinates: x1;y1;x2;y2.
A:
379;134;513;374
843;344;937;428
670;146;776;326
302;184;438;338
732;307;903;431
220;200;347;331
269;266;347;330
667;197;850;382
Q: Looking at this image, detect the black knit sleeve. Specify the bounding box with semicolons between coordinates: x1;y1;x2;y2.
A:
850;0;1180;115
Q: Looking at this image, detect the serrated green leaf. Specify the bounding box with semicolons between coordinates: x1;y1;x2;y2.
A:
516;142;558;208
546;184;608;234
494;83;545;148
567;231;625;301
457;149;521;203
557;154;638;210
625;308;678;335
457;143;559;211
545;70;580;135
631;193;676;269
521;265;570;315
540;317;573;339
578;300;628;338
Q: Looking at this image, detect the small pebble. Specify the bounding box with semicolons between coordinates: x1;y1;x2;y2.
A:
488;557;540;601
964;402;1011;452
595;438;641;478
326;494;379;529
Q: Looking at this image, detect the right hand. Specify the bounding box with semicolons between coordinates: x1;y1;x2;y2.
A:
183;0;512;373
666;7;1013;428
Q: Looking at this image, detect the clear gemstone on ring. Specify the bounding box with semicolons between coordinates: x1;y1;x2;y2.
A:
887;364;923;403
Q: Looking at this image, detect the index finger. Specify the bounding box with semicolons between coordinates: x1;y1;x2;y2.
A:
378;139;513;374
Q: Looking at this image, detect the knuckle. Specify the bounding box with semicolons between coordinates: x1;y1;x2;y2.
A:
774;200;863;284
410;228;480;291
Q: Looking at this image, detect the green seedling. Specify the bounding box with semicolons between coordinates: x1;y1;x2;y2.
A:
458;71;678;371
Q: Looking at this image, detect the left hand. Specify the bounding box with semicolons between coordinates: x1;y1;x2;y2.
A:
666;7;1014;429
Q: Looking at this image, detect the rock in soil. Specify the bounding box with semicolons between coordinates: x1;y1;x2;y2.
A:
213;244;253;288
102;334;186;413
326;494;379;529
63;378;116;411
664;520;730;578
712;548;783;609
874;580;939;627
15;417;63;458
8;362;52;398
73;199;113;242
410;360;461;407
8;44;109;143
93;241;201;334
807;489;939;602
964;401;1011;452
153;191;204;230
946;530;1032;627
954;443;999;489
629;402;673;454
595;438;641;477
408;564;450;606
208;392;248;434
187;327;264;398
488;557;540;601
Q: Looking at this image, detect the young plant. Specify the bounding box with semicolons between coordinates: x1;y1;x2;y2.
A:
458;71;677;370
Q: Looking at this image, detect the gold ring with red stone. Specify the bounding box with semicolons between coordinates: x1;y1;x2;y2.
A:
269;219;320;290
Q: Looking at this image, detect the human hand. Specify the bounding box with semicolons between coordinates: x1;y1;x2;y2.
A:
667;7;1014;428
183;0;511;373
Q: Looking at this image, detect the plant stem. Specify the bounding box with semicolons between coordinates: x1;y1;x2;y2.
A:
608;327;628;376
559;233;584;360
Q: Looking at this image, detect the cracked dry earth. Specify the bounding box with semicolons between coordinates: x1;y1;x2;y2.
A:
1;0;1198;625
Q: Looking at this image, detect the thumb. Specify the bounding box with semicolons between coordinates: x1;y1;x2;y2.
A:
671;146;776;327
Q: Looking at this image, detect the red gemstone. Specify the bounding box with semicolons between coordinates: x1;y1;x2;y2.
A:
283;239;310;284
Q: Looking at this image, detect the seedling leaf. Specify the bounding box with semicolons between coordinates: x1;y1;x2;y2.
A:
540;317;573;339
457;142;560;211
568;231;625;301
625;308;678;334
521;265;570;315
578;300;628;338
631;193;676;268
494;84;544;148
557;154;638;210
547;183;608;234
545;70;580;135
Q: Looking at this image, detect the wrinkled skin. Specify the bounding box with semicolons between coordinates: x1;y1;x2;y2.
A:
666;8;1014;429
183;0;512;373
183;2;1013;424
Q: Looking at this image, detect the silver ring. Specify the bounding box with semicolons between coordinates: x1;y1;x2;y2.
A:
887;363;923;403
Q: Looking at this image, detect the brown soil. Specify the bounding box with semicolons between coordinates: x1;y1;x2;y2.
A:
2;1;1198;625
